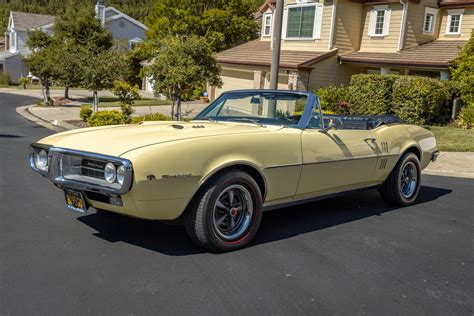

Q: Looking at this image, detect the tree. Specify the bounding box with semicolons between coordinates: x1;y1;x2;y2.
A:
146;35;222;120
79;49;126;113
51;6;114;99
49;41;84;99
23;30;55;105
146;0;257;52
450;32;474;106
112;80;141;123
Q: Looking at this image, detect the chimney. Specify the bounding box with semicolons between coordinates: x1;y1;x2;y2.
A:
95;0;106;26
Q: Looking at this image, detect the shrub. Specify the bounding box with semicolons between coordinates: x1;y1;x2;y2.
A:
131;113;171;124
112;80;140;123
87;110;124;127
18;77;29;89
392;76;450;125
317;85;351;114
457;105;473;129
0;73;10;86
450;32;473;105
79;105;93;122
348;74;399;115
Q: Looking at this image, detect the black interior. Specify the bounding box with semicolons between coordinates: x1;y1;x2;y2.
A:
323;115;403;130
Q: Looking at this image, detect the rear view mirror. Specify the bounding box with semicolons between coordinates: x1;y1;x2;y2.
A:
250;96;262;104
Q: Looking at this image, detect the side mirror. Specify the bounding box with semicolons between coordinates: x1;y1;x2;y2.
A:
319;120;337;133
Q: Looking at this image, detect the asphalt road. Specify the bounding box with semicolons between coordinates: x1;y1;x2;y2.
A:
1;92;473;315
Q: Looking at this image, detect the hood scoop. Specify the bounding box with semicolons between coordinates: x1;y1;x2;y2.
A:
171;124;185;130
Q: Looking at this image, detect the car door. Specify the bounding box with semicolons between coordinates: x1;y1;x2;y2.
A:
295;128;379;200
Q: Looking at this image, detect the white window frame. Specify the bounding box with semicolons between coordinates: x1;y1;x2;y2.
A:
445;9;464;35
282;3;323;40
368;5;391;37
9;31;17;53
262;13;272;37
423;7;438;34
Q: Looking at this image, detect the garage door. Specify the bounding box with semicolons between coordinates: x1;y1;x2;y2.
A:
216;69;254;97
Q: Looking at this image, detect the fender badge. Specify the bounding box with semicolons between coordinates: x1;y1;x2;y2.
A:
161;173;193;179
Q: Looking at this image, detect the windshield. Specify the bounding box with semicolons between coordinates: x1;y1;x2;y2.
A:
195;91;309;127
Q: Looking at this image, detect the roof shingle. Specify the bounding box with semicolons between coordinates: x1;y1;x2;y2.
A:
217;40;338;70
339;40;466;69
11;11;55;31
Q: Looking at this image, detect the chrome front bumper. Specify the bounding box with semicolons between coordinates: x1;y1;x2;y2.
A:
431;151;440;162
29;144;133;196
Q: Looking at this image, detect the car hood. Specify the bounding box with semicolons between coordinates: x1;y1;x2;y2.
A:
38;121;281;157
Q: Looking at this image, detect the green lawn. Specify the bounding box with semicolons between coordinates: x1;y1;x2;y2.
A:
424;126;474;152
92;97;170;107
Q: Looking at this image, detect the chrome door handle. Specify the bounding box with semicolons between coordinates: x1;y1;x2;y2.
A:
364;138;376;143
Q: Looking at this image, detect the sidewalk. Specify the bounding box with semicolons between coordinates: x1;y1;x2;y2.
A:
423;152;473;179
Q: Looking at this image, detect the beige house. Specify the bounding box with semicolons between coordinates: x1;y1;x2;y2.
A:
212;0;473;99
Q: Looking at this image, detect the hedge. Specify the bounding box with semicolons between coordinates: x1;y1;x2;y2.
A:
349;74;399;115
392;76;450;125
87;110;124;127
131;113;170;123
317;74;454;125
0;73;10;86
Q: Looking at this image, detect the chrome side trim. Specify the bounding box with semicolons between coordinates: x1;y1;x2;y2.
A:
263;185;379;212
264;154;399;170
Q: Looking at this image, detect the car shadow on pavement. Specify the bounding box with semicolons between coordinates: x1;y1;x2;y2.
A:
77;185;451;256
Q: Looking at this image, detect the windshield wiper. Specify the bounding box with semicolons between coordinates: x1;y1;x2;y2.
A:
228;118;266;128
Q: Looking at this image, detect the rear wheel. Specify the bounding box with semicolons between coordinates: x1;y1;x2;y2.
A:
184;170;263;252
379;152;421;206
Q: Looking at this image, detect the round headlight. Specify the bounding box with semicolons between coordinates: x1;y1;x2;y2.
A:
35;149;48;171
116;165;126;186
104;163;116;183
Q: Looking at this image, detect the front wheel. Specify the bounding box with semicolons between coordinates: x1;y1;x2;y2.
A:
379;152;421;206
184;170;263;252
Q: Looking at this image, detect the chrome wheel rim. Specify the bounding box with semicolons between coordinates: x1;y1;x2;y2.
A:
212;184;253;241
400;161;418;198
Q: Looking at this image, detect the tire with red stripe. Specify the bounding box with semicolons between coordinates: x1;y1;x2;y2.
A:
184;169;262;252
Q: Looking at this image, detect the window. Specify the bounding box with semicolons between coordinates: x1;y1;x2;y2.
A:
374;10;385;35
286;5;316;39
424;13;435;32
262;14;272;37
9;31;16;52
423;8;437;33
446;9;463;35
368;6;391;37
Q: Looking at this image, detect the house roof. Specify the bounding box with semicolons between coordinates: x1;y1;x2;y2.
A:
10;11;55;31
339;40;466;69
0;51;20;60
217;40;338;70
104;7;148;31
439;0;474;8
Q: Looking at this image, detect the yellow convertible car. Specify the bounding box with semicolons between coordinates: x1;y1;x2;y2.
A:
30;90;439;251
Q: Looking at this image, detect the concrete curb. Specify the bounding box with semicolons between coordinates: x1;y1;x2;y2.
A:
16;105;73;132
422;170;473;179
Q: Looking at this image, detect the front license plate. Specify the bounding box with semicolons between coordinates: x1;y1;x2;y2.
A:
64;190;88;213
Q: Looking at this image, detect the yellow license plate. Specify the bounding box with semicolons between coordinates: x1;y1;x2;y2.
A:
64;190;87;213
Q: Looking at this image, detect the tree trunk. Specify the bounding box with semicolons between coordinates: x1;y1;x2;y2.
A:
171;97;176;121
93;91;98;114
64;85;70;100
43;80;51;106
176;95;182;121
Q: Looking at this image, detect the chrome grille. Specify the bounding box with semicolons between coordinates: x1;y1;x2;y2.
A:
81;159;106;180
